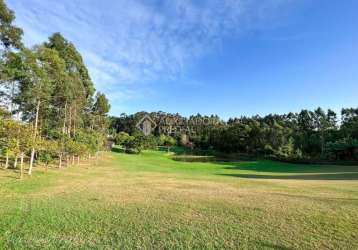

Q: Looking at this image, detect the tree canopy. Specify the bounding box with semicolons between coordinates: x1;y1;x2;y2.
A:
110;108;358;162
0;0;110;177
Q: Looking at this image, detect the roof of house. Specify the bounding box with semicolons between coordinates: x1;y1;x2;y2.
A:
136;114;157;129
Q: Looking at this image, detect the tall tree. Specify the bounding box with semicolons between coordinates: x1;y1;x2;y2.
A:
92;92;110;132
0;0;23;111
0;0;23;50
17;47;53;175
45;33;95;136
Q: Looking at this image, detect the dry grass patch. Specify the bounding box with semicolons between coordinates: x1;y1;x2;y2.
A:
0;151;357;249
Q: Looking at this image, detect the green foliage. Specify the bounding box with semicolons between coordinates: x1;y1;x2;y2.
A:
159;134;176;152
74;129;105;154
142;135;159;149
0;107;9;117
93;92;110;115
111;108;358;162
159;134;176;147
45;32;95;101
16;47;53;119
0;118;32;157
37;139;58;165
114;131;160;153
326;138;358;161
0;0;23;49
114;132;131;146
114;131;159;153
0;0;110;171
124;134;144;154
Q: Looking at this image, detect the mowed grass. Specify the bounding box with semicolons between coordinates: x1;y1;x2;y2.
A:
1;151;358;249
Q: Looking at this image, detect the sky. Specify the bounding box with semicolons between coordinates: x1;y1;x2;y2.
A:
7;0;358;119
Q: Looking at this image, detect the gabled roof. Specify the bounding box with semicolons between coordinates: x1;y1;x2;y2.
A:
136;114;157;129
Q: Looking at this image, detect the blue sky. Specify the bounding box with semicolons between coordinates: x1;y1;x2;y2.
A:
7;0;358;119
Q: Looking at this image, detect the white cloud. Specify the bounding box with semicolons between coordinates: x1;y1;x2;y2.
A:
7;0;296;108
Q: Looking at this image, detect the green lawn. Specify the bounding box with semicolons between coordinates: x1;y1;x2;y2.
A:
1;151;358;249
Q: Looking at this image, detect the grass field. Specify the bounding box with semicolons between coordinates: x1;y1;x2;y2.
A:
1;150;358;249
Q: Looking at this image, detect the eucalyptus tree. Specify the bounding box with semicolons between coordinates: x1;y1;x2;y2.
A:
0;118;15;168
0;0;22;107
45;33;95;137
341;108;358;139
0;2;111;176
16;47;53;175
2;119;32;177
0;0;23;112
0;118;30;171
17;124;32;178
37;46;70;134
311;108;338;154
91;92;110;132
0;0;23;50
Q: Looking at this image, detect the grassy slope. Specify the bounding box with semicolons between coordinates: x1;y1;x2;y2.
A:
0;151;358;249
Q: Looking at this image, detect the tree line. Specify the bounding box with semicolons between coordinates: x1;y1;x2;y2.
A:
0;0;110;177
110;108;358;162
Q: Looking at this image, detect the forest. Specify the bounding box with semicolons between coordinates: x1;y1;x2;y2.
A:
110;108;358;162
0;0;110;177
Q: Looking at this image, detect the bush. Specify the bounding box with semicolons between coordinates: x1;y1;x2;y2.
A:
159;134;176;152
123;135;143;154
114;132;131;146
114;131;160;153
38;139;59;166
142;135;159;149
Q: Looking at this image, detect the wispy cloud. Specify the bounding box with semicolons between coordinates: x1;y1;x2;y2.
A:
7;0;296;112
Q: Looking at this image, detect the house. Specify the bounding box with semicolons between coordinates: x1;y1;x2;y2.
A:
136;114;157;136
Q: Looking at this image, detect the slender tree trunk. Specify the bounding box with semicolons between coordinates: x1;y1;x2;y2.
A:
62;101;67;135
68;107;72;136
29;100;40;176
72;155;75;165
5;152;9;169
73;105;76;136
9;81;15;114
14;139;19;169
61;102;67;168
29;149;35;175
20;152;24;179
77;156;80;166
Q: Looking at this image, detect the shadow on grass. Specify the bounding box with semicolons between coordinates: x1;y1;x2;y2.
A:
111;147;125;153
218;172;358;181
0;174;18;179
175;157;358;180
175;154;358;180
110;147;358;180
271;193;358;202
212;159;358;173
0;168;20;179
